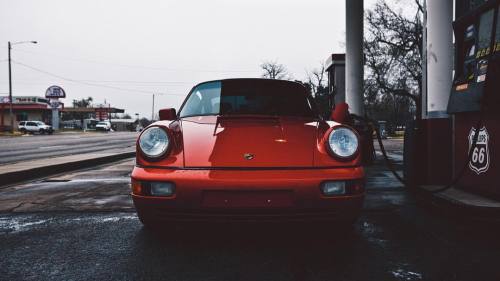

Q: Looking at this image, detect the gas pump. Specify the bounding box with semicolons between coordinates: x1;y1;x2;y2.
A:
447;0;500;199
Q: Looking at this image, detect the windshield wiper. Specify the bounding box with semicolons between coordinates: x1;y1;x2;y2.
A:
213;114;280;135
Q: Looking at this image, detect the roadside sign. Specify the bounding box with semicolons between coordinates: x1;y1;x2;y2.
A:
45;85;66;98
95;108;109;121
468;127;490;175
50;100;61;109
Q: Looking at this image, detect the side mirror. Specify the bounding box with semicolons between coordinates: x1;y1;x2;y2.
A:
331;102;350;123
159;108;177;121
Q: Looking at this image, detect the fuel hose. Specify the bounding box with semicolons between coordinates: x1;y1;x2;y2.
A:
351;114;483;194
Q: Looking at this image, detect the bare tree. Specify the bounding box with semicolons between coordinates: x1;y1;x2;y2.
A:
305;62;330;118
306;62;326;97
260;61;289;79
364;0;423;130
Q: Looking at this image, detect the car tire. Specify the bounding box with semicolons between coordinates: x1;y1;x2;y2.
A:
20;128;26;134
39;129;45;134
137;212;181;232
137;213;161;230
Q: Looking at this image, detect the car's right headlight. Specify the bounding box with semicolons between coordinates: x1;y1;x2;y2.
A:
326;126;359;160
138;126;170;160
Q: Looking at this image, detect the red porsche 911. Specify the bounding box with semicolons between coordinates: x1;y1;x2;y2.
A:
131;78;365;227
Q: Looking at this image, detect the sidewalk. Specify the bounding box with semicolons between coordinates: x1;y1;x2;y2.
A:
0;149;135;187
416;185;500;220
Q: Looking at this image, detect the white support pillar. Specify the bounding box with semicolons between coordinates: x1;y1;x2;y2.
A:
425;0;453;118
345;0;364;116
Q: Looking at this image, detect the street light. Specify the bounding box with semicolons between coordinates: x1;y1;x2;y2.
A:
152;93;165;121
8;40;37;133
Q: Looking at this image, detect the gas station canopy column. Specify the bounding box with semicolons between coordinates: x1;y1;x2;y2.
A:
425;0;454;118
345;0;365;117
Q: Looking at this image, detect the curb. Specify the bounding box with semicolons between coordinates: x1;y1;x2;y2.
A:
412;187;500;221
0;151;135;187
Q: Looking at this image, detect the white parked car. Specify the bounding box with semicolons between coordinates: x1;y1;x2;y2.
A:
95;121;112;131
18;121;53;135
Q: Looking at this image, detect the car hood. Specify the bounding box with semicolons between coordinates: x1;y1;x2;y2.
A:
181;116;318;168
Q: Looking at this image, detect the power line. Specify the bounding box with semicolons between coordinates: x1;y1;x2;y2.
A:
79;80;193;84
11;60;186;96
14;48;257;73
0;79;193;85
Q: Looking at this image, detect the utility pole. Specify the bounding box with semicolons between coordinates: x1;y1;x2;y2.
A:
8;42;13;134
152;94;155;121
7;40;37;134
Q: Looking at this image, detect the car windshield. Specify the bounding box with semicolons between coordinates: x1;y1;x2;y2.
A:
97;122;108;125
36;122;44;125
179;79;316;118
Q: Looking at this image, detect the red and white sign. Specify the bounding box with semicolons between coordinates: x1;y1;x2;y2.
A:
95;108;109;121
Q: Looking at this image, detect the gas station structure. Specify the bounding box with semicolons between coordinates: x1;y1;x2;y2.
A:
332;0;499;201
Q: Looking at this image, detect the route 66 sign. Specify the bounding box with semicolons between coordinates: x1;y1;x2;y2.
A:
468;127;490;175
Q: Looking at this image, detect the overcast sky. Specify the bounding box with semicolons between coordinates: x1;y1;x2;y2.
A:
1;0;380;118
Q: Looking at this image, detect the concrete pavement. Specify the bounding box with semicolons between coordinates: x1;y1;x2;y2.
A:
0;131;137;186
0;149;134;187
0;131;137;164
0;159;134;212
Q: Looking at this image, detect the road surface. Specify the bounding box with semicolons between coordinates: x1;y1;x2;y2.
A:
0;132;137;165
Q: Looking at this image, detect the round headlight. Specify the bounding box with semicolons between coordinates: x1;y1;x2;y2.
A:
139;127;170;159
327;127;359;159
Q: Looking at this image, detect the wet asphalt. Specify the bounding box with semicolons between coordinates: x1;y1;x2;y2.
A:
2;205;500;281
1;139;500;281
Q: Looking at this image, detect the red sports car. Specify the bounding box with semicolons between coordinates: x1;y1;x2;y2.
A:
131;79;365;226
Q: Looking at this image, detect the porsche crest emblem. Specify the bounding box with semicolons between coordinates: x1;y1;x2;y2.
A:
243;153;255;160
468;127;490;175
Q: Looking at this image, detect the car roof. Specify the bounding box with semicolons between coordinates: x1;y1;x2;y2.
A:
190;78;306;91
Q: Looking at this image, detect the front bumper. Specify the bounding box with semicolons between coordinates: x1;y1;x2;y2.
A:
131;166;365;222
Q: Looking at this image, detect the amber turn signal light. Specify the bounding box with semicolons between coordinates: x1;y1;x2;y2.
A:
131;179;142;195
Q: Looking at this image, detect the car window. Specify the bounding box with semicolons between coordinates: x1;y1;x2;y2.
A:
179;80;315;118
19;122;25;126
27;122;37;126
179;81;221;117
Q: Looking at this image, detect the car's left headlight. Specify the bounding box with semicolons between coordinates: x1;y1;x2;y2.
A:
327;126;359;159
138;126;170;160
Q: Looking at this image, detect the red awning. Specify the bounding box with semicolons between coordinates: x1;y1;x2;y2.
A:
0;104;51;110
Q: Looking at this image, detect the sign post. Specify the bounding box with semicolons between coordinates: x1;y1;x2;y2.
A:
45;85;66;131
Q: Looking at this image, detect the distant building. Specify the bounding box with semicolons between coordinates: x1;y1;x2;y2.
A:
0;96;57;131
62;105;124;121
